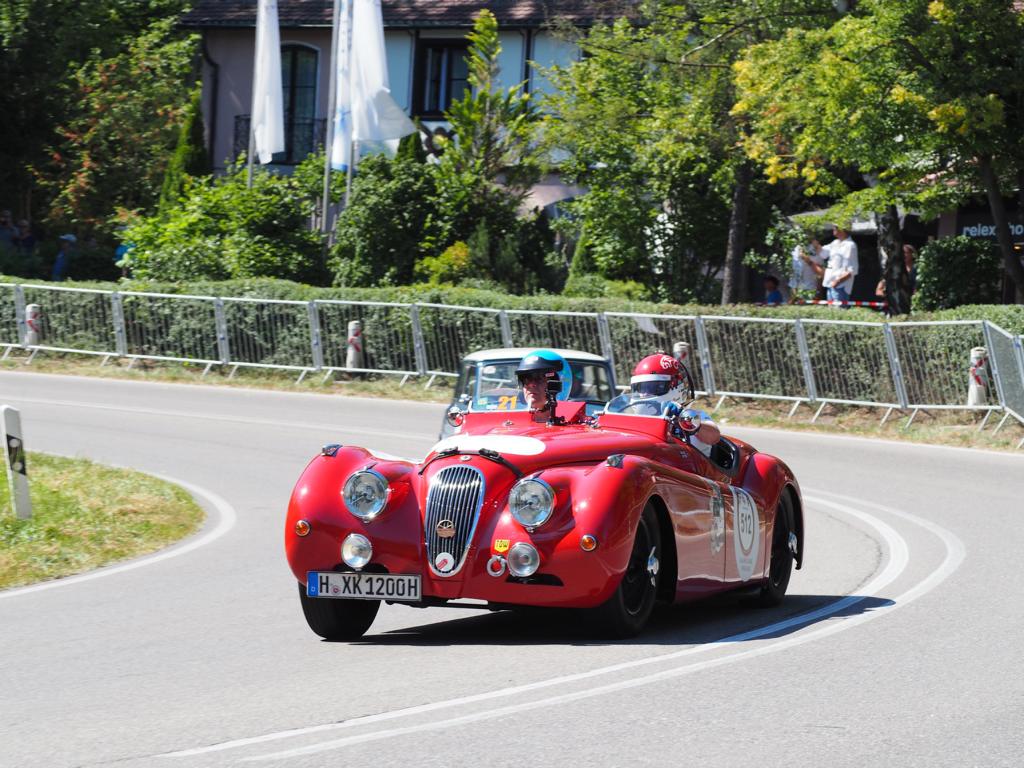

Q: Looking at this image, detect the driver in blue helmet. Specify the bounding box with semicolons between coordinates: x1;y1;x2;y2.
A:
515;349;573;423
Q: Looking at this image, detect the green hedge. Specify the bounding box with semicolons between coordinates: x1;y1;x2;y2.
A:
3;274;1020;333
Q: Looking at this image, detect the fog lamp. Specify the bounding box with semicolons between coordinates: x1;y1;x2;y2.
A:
341;533;373;570
507;542;540;578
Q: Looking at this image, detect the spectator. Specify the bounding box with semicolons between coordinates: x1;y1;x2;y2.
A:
763;275;784;305
789;237;827;298
822;225;858;304
875;243;918;299
14;220;35;256
52;234;76;281
0;210;16;251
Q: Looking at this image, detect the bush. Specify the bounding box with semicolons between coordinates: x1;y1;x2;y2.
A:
415;241;473;284
329;150;439;287
914;236;1003;310
122;161;326;284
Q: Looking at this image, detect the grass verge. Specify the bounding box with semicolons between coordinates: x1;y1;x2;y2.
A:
0;452;204;589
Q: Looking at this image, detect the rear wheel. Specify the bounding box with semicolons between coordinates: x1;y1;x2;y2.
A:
297;582;380;640
756;493;794;607
592;503;661;637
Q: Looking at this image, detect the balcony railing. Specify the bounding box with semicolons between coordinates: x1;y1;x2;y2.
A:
233;115;327;166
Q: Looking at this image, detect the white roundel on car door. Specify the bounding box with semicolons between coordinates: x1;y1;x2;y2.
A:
731;487;760;581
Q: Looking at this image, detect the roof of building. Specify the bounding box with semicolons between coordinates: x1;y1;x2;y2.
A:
181;0;623;29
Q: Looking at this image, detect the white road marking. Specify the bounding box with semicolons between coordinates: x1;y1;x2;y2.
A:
0;473;236;600
163;490;962;761
0;395;433;444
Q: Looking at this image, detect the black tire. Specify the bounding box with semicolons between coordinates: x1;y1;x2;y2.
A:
756;493;794;607
297;582;380;640
592;503;661;638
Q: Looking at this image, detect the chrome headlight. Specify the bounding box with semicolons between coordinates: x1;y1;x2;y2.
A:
341;533;372;569
507;542;540;577
342;470;389;521
509;477;555;529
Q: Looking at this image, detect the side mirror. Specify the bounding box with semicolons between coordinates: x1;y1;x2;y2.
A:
677;408;702;435
445;405;466;428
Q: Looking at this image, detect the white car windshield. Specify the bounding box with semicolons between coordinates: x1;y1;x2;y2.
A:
457;360;614;412
605;393;674;417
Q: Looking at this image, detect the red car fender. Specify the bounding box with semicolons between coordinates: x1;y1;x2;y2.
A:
740;452;804;577
284;447;422;583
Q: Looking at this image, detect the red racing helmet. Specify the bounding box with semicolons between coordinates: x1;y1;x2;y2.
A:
630;353;687;404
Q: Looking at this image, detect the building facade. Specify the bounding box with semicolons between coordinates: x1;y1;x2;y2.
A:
181;1;604;172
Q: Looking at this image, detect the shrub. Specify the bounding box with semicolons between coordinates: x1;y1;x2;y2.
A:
122;161;326;284
914;236;1003;310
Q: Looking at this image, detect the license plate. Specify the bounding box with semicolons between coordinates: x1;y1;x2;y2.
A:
307;572;421;602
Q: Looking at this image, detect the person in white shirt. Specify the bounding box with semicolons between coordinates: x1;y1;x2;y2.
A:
789;238;828;297
822;226;858;304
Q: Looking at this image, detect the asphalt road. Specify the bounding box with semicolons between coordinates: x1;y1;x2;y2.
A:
1;371;1022;768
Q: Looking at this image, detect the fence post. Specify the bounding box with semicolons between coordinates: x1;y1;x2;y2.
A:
694;316;716;396
110;292;127;357
597;313;617;385
213;298;230;365
498;310;513;348
410;304;428;375
14;285;27;347
793;319;818;403
981;321;1008;410
882;323;909;409
307;301;324;371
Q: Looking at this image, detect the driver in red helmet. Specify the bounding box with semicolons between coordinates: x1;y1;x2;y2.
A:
627;353;721;454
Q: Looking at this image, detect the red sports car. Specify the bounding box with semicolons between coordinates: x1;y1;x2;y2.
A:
285;399;804;639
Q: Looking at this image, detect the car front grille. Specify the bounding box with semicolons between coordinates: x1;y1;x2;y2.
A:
424;464;485;577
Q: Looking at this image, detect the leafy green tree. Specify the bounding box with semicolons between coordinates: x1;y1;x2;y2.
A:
159;86;210;213
734;0;1024;307
0;0;188;221
424;9;546;284
33;17;197;235
542;3;838;304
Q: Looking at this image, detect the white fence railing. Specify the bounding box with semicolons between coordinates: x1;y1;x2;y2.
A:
2;282;1022;447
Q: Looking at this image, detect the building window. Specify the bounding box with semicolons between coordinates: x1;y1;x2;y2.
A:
278;44;319;164
413;41;470;117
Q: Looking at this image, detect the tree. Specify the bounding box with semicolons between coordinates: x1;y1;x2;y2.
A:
426;9;545;276
734;0;1024;308
542;2;840;304
33;17;197;236
159;86;210;213
0;0;188;222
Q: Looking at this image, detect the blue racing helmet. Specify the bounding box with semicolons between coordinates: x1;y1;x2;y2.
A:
515;349;572;400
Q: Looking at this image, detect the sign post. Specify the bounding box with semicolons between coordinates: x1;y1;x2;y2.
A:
2;406;32;519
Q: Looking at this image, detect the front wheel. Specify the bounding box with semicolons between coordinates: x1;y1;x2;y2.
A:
755;492;794;607
591;503;661;638
297;582;380;640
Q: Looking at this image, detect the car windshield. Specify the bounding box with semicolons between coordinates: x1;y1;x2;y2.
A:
463;359;614;412
605;392;673;417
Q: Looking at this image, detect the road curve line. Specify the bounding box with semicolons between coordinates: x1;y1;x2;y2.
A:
161;491;911;760
0;395;435;443
0;473;237;601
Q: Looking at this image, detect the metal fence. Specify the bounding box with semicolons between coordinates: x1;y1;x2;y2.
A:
3;282;1023;446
